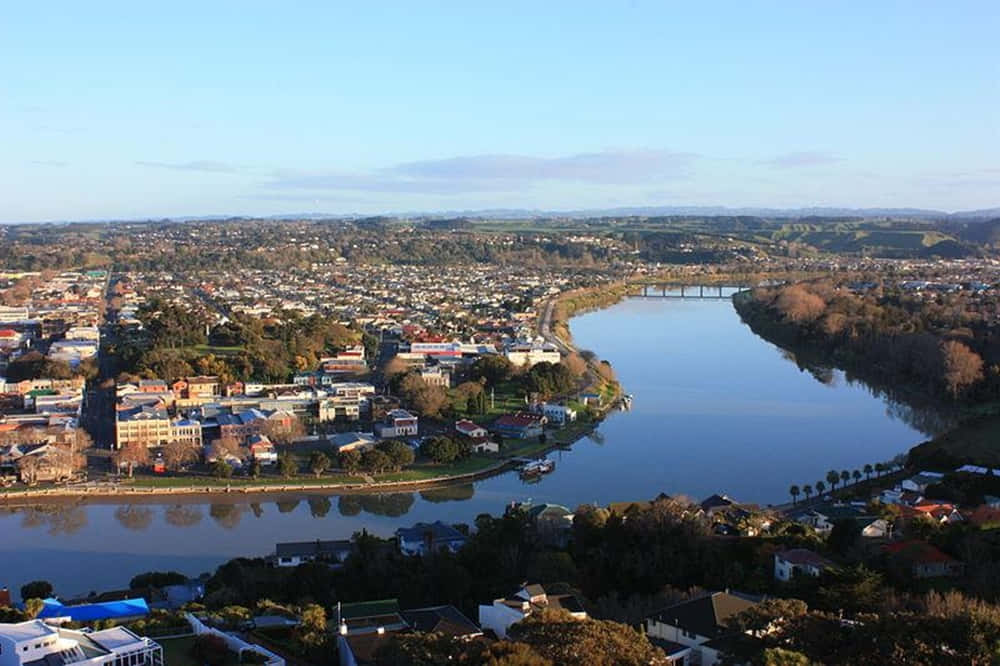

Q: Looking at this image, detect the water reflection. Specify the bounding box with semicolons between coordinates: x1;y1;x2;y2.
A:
276;499;300;514
307;496;332;518
209;503;247;529
420;484;475;503
114;505;154;531
164;504;203;527
777;348;955;437
17;505;88;535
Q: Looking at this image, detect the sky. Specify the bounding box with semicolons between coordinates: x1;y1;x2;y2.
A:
2;1;998;222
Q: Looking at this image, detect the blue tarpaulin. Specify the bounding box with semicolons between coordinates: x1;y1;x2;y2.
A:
35;597;150;621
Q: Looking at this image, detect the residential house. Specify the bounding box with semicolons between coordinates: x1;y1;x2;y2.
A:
274;539;355;567
336;599;479;666
646;591;763;666
901;472;945;494
491;412;546;440
395;521;467;556
538;402;576;426
374;409;418;439
454;420;488;439
526;503;574;546
774;549;835;582
454;419;498;453
478;584;587;639
248;435;278;465
700;494;736;517
883;540;964;578
0;620;162;666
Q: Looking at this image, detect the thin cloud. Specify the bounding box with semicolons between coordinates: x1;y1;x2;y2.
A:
390;149;698;184
29;160;68;167
762;151;843;168
265;149;699;195
136;160;238;173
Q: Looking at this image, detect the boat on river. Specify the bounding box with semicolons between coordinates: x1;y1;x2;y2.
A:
519;458;555;478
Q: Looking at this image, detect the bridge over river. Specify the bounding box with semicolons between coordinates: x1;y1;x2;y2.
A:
635;284;749;299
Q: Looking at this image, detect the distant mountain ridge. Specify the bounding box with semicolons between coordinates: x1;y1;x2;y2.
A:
7;205;1000;225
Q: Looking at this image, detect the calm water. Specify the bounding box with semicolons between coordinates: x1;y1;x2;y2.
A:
1;297;929;597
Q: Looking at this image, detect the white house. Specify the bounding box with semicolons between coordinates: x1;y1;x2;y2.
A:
646;592;761;666
374;409;418;439
454;420;488;439
0;621;162;666
902;472;945;494
478;584;587;639
774;549;834;582
539;403;576;425
274;539;355;567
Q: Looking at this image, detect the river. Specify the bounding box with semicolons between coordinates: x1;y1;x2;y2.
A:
1;296;931;598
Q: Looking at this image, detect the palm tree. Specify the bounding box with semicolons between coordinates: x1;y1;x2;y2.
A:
826;470;840;491
803;484;813;501
852;469;862;485
864;464;873;481
816;481;826;496
789;484;800;505
840;470;850;487
875;462;885;478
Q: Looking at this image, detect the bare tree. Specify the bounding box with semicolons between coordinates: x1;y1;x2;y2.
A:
113;441;150;478
940;340;984;398
162;440;199;471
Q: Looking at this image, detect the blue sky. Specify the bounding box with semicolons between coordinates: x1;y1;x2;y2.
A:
2;1;998;221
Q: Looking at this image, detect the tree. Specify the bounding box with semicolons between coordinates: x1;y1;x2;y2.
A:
298;604;327;646
826;470;840;492
508;609;670;666
361;449;392;475
874;462;885;478
23;598;45;619
774;284;826;323
828;519;862;556
852;469;862;485
563;352;588;378
211;460;233;479
113;441;149;478
789;485;800;505
397;372;448;417
338;449;362;475
864;464;873;481
376;440;414;471
249;458;262;479
309;451;330;478
802;484;813;501
278;452;297;478
471;355;515;386
840;470;850;488
191;634;230;666
421;436;460;464
763;648;811;666
20;580;53;602
815;481;826;496
162;440;198;471
262;416;305;447
940;340;984;398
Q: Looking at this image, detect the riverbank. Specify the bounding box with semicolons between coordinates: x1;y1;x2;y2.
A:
0;419;607;506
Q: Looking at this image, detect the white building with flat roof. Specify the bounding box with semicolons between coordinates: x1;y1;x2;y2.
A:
0;621;162;666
